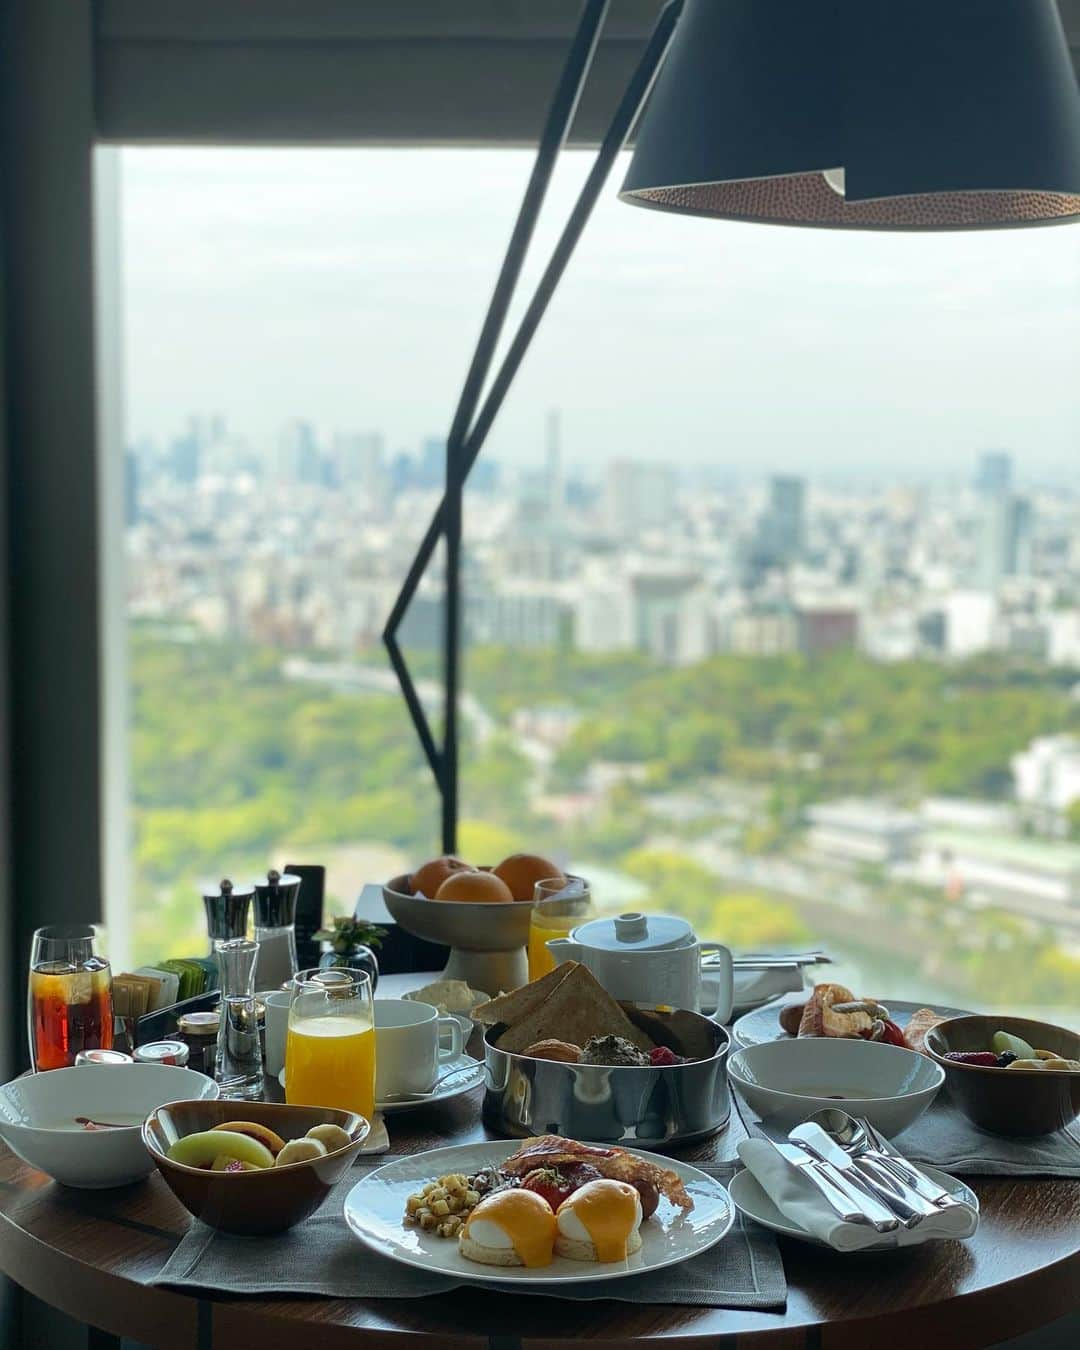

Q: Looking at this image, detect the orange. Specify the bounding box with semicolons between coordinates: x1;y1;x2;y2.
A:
435;870;514;904
493;854;566;903
410;855;471;899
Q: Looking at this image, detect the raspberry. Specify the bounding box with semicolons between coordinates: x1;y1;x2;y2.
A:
649;1046;682;1067
944;1051;998;1066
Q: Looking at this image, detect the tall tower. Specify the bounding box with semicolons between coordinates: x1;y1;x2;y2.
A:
546;407;563;513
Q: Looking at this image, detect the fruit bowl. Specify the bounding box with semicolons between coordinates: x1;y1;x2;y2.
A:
925;1015;1080;1137
143;1099;369;1234
382;873;534;995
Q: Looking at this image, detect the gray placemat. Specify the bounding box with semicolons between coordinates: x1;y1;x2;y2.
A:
734;1090;1080;1176
151;1156;786;1310
892;1095;1080;1175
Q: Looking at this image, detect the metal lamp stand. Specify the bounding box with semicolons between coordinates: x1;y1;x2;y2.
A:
383;0;683;852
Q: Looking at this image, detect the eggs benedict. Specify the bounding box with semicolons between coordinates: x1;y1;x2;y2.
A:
459;1188;556;1268
555;1178;643;1263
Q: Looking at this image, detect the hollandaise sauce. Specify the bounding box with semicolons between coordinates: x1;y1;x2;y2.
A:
465;1189;556;1267
567;1180;641;1262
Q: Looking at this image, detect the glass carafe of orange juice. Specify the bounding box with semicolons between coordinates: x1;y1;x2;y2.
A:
528;877;593;981
285;968;375;1119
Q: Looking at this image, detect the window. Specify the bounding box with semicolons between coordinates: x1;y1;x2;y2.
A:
114;146;1080;1018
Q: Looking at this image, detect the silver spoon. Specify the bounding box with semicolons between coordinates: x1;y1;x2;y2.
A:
806;1108;962;1209
377;1062;482;1104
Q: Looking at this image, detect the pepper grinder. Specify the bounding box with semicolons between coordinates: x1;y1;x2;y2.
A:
214;938;264;1100
203;877;254;956
253;869;302;990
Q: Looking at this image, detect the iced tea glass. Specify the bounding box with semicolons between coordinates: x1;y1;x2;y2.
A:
28;925;114;1071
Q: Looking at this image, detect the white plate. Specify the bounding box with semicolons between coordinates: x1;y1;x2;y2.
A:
276;1053;485;1114
343;1139;735;1285
731;997;974;1050
728;1163;977;1251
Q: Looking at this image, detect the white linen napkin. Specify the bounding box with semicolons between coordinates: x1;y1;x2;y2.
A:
736;1139;978;1252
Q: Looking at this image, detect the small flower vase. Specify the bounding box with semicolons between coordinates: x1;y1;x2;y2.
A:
318;943;379;991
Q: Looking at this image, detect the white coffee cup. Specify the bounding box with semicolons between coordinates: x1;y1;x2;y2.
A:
374;998;464;1097
261;989;291;1078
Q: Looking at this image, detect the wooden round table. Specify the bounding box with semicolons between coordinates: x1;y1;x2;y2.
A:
2;974;1077;1349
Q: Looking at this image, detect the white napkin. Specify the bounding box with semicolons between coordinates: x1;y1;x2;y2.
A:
732;967;804;1011
736;1139;978;1252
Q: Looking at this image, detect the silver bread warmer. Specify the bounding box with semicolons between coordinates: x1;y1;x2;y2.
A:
482;1004;730;1148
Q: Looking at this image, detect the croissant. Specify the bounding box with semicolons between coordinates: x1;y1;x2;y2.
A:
797;983;876;1039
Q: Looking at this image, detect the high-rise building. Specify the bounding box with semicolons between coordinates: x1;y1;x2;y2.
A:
334;431;388;513
276;419;322;485
418;437;445;489
973;445;1033;588
606;459;677;536
545;408;563;513
169;427;200;483
748;475;806;573
767;475;806;562
124;450;139;526
974;450;1013;496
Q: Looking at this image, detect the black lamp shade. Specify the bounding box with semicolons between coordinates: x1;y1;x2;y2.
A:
620;0;1080;229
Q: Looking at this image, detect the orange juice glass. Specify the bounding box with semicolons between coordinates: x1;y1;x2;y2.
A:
285;968;375;1119
528;877;593;981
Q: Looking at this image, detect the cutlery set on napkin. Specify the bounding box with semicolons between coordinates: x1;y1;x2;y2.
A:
737;1108;979;1252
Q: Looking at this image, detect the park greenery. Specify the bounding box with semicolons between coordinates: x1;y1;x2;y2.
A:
130;632;1080;1009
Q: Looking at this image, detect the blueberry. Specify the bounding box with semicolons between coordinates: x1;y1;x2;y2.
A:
996;1052;1017;1067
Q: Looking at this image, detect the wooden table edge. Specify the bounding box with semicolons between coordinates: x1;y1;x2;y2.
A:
2;1190;1078;1350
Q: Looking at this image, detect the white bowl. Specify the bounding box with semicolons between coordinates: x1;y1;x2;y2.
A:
0;1064;219;1188
727;1037;944;1139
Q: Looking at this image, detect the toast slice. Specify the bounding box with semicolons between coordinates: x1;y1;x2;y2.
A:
494;963;653;1054
473;961;577;1028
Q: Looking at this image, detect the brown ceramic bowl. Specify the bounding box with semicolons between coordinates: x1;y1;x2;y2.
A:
925;1015;1080;1138
142;1099;369;1234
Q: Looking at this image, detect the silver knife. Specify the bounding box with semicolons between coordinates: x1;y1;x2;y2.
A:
789;1123;936;1228
854;1117;964;1208
760;1137;880;1226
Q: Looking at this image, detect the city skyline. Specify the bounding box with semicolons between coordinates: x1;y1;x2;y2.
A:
118;147;1080;478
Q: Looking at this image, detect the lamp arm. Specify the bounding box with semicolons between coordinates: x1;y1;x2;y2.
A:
384;0;684;851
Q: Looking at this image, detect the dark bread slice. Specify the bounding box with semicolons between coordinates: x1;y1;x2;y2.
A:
473;961;577;1028
494;963;653;1054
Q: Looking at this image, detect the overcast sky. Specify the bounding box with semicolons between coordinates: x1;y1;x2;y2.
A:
117;147;1080;482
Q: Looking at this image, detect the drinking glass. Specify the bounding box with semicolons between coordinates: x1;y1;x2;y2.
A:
527;877;593;980
285;967;375;1119
28;925;114;1072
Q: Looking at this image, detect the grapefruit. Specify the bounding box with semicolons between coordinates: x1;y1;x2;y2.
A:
493;853;566;902
435;870;514;904
410;855;471;898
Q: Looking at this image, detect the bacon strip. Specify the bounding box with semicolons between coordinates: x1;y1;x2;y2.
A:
502;1135;694;1211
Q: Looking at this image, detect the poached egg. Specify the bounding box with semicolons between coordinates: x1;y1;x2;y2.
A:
556;1178;643;1262
460;1188;556;1267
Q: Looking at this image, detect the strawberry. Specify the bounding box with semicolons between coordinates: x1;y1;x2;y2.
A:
877;1019;907;1048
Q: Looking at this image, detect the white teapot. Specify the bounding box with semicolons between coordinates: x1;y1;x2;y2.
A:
546;911;733;1021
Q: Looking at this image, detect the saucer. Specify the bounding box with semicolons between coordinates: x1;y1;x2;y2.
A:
277;1053;485;1115
728;1163;977;1250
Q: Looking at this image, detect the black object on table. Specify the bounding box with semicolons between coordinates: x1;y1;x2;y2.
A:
354;882;448;976
286;861;327;972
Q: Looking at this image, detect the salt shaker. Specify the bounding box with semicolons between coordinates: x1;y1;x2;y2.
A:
214;939;263;1100
252;869;301;990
